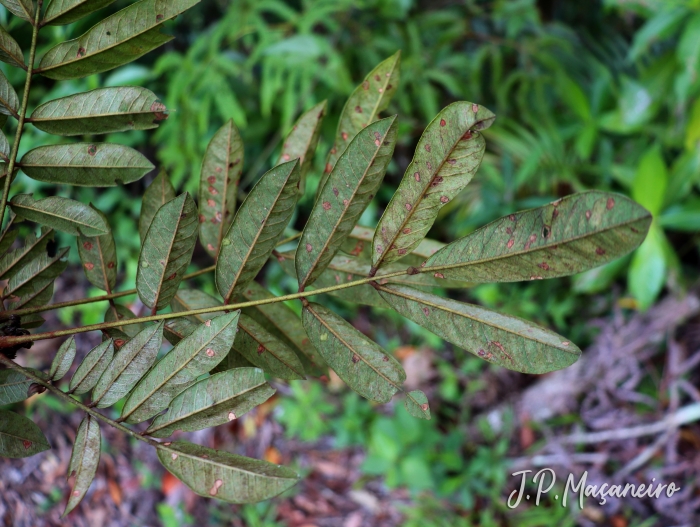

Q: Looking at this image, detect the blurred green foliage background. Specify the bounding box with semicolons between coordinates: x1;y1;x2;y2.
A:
3;0;699;524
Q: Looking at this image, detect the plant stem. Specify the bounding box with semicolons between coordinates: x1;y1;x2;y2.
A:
0;268;409;347
0;3;42;230
0;354;161;448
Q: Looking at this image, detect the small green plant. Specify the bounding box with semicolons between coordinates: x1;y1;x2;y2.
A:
0;0;651;513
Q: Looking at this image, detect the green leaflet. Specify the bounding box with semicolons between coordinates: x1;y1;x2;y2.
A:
120;312;240;424
0;0;34;21
10;194;110;237
317;51;400;198
376;284;581;374
78;208;117;292
137;193;198;311
198;119;244;258
421;191;652;283
37;0;201;80
0;410;50;458
43;0;118;26
157;441;299;504
49;336;76;381
146;368;274;438
92;321;164;408
405;390;430;420
20;143;154;186
372;102;494;269
0;68;19;116
232;314;306;380
241;281;327;376
0;227;53;281
164;317;198;346
0;369;46;405
139;168;176;243
68;339;114;395
277;100;326;195
302;302;405;403
64;415;100;517
296;116;398;290
103;303;144;340
216;160;300;303
0;26;24;69
171;289;222;323
0;227;17;257
30;87;167;136
5;248;69;310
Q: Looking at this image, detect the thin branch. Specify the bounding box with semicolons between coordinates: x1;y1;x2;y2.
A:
0;2;42;229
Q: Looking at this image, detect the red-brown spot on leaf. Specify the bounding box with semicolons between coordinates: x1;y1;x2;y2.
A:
77;47;86;58
23;440;31;449
332;187;339;197
354;105;363;113
585;210;592;220
114;339;126;348
209;480;223;497
538;262;550;270
440;119;446;127
552;208;559;219
478;349;486;357
282;154;290;161
207;199;216;207
596;247;606;255
462;130;472;140
405;203;412;211
447;159;456;165
607;198;615;210
84;263;94;271
207;176;216;184
472;104;479;112
150;101;167;120
322;201;331;211
425;144;431;153
414;172;421;182
257;345;265;355
325;163;332;173
440;196;449;204
431;176;443;187
206;348;215;357
509;214;516;221
434;272;445;278
351;354;360;364
374;74;381;81
306;243;313;253
87;144;97;156
82;241;93;250
507;238;515;249
362;80;369;90
199;214;206;223
208;186;218;195
350;241;364;256
342;132;348;140
422;307;430;316
403;228;411;234
397;248;407;255
166;273;177;281
107;262;115;269
524;234;537;250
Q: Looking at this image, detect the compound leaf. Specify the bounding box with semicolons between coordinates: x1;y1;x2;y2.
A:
376;283;581;374
68;339;114;395
0;26;24;69
137;193;198;311
49;335;76;381
277;100;326;195
139;168;175;243
43;0;118;26
20;143;154;186
216;160;300;303
64;415;100;516
146;368;274;438
37;0;201;80
421;191;652;283
10;194;110;237
317;51;400;197
0;410;50;458
78;208;117;292
121;312;240;424
198;119;244;258
30;87;167;136
296;116;397;290
157;441;299;503
302;302;405;402
92;321;164;408
372;101;493;269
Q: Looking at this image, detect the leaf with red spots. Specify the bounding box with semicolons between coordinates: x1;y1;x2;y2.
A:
137;193;198;311
0;0;33;23
419;191;651;283
78;208;117;292
139;168;176;243
68;340;115;395
0;409;50;458
9;194;110;237
43;0;117;26
20;143;154;186
64;415;101;517
146;368;274;438
30;87;167;136
0;26;24;69
241;281;327;377
372;101;493;270
198;119;244;258
376;283;581;374
317;51;400;199
231;314;305;380
216;160;300;303
49;336;77;381
157;440;298;503
4;247;69;312
36;0;201;80
0;227;54;281
404;390;430;420
277;100;326;195
302;302;405;402
92;321;164;408
120;312;239;424
297;116;398;290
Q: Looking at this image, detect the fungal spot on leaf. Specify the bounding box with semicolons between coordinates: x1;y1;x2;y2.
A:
215;167;222;173
596;247;606;255
538;262;550;270
87;144;97;156
447;159;456;165
397;248;407;255
462;130;472;140
426;161;432;171
440;119;446;127
524;234;537;250
84;263;94;271
205;320;212;327
282;154;290;161
440;196;449;204
77;47;86;58
431;176;444;187
375;139;381;146
607;198;615;210
509;214;516;221
325;163;332;173
374;74;381;81
207;176;216;184
114;339;125;348
407;266;420;274
585;210;592;220
156;13;164;21
322;201;331;211
422;307;430;316
199;213;206;223
552;208;559;219
209;480;224;497
332;187;339;197
306;243;312;253
205;348;215;357
376;245;383;253
107;262;115;269
354;105;363;113
530;275;544;280
330;147;337;155
73;490;80;497
362;80;369;90
414;172;421;182
477;349;486;357
213;212;223;224
351;354;360;364
420;403;429;411
150;101;168;120
257;345;265;355
171;453;178;460
403;228;411;234
207;199;216;207
434;272;444;278
342;132;348;141
542;225;551;238
425;144;431;152
320;333;328;341
378;87;384;93
350;241;364;256
405;203;412;211
472;104;479;112
382;355;389;362
83;241;93;250
561;341;570;346
343;199;349;207
228;412;236;421
208;186;218;195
